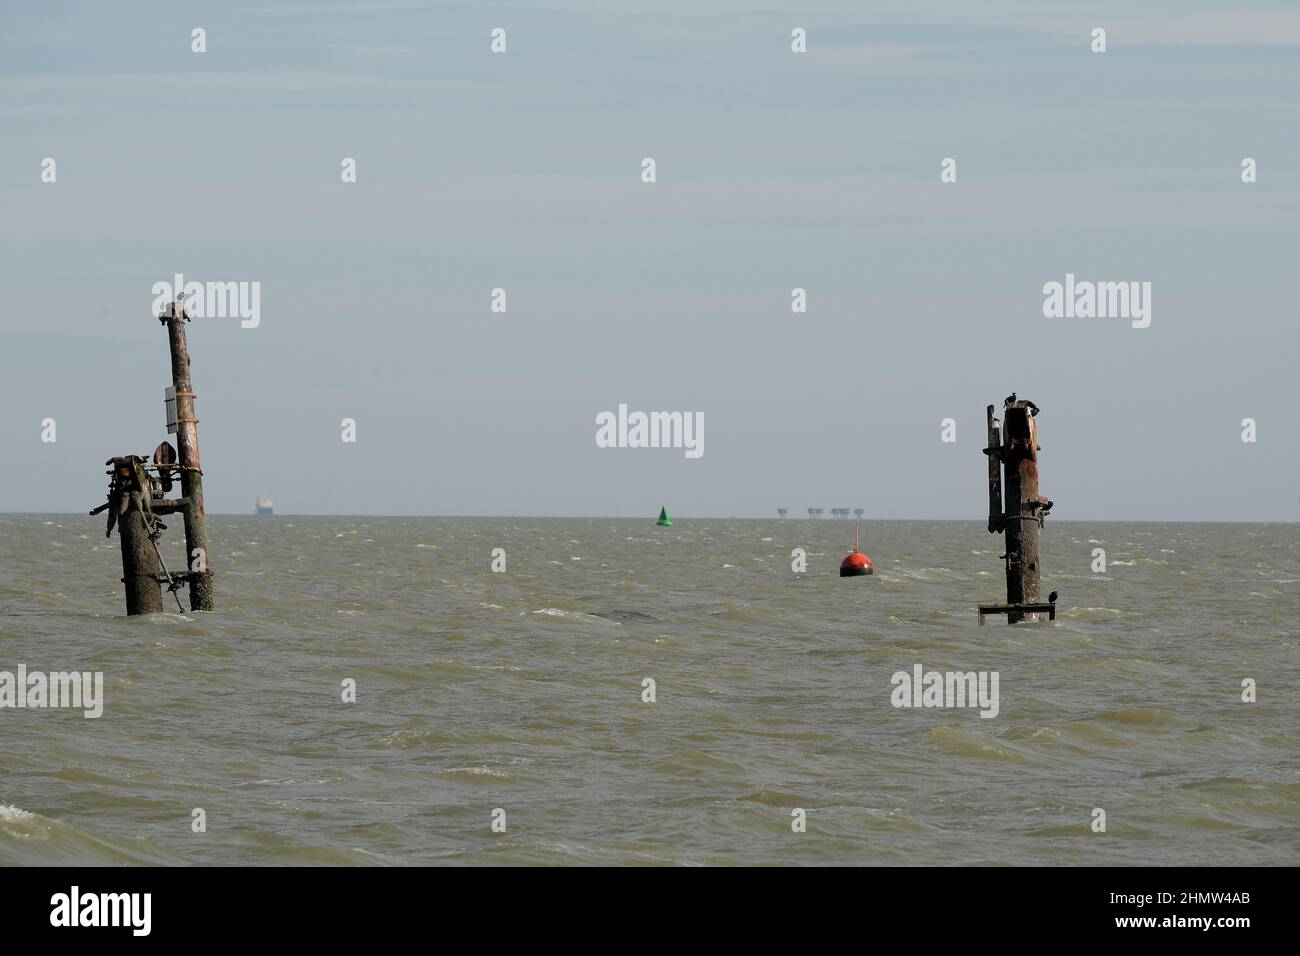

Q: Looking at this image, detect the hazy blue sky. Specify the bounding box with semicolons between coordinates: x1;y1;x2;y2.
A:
2;1;1298;519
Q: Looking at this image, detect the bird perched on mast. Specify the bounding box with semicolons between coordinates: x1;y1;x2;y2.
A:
159;290;190;325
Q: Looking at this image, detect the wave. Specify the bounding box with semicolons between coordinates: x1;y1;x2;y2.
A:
529;608;619;626
0;804;184;866
0;804;34;822
925;726;1035;763
1096;708;1176;726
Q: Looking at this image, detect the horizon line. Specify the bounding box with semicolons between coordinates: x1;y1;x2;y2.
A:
3;512;1297;525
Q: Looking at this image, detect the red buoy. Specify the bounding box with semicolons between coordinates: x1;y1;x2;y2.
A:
840;524;874;577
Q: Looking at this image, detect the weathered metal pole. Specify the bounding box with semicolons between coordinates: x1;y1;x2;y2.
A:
119;504;164;615
1000;402;1041;622
979;398;1053;625
96;456;164;615
985;405;1003;534
162;300;214;611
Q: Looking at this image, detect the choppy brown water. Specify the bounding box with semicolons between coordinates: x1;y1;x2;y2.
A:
0;515;1296;865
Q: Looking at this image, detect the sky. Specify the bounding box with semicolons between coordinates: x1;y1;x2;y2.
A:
2;0;1298;520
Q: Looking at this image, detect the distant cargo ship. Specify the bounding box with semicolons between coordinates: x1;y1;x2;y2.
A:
254;497;274;516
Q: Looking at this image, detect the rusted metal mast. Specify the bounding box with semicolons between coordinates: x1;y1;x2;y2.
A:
985;405;1003;534
161;299;214;611
1001;400;1042;619
979;397;1054;624
101;457;164;615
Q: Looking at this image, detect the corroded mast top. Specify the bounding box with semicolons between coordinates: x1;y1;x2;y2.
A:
160;298;213;611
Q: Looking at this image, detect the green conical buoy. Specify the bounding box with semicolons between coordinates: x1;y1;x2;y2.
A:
656;506;672;527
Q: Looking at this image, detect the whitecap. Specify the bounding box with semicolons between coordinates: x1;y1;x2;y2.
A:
439;766;509;778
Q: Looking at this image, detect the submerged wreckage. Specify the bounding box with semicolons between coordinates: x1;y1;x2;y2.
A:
979;394;1057;624
89;298;214;615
